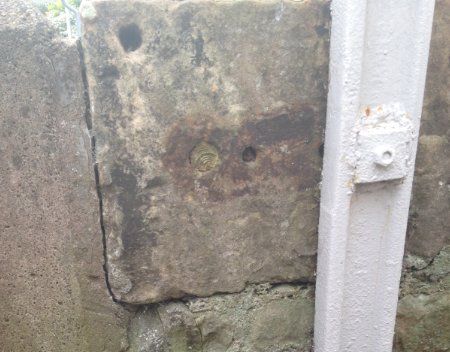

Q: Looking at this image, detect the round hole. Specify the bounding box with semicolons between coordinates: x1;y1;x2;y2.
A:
118;23;142;52
242;146;257;162
382;150;393;161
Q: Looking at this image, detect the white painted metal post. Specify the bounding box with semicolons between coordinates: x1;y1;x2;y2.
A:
65;7;72;39
314;1;435;352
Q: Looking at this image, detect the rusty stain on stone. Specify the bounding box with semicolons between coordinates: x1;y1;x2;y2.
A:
162;106;319;202
83;0;330;304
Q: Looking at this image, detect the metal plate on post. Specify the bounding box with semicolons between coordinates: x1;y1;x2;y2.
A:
354;104;414;184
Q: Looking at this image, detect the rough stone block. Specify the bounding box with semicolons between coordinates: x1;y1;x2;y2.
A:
394;246;450;352
0;1;129;350
81;0;330;304
406;0;450;258
128;283;315;352
395;1;450;348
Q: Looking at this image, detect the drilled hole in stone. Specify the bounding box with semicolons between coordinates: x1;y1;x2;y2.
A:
242;146;257;162
118;24;142;52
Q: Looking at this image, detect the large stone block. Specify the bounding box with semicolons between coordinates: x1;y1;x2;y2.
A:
0;1;129;351
81;0;330;304
406;0;450;258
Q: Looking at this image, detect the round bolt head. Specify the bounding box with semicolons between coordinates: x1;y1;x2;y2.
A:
190;142;220;172
374;146;395;167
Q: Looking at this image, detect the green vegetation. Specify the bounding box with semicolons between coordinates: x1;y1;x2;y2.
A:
47;0;81;16
30;0;82;37
31;0;80;16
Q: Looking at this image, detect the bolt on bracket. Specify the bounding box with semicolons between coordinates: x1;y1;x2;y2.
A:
353;103;415;184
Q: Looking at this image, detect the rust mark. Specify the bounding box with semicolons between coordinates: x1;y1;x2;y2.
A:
161;105;322;202
365;106;371;117
211;83;219;93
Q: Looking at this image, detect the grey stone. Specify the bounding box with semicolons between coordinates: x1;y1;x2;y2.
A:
0;1;129;351
406;0;450;259
394;246;450;351
406;133;450;258
249;299;314;352
128;307;167;352
128;283;315;352
81;0;330;304
394;3;450;348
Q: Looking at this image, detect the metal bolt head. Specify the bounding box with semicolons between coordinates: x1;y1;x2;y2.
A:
190;142;220;172
374;146;395;167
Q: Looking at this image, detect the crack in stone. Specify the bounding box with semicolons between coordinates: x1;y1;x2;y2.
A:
76;40;118;302
408;255;436;273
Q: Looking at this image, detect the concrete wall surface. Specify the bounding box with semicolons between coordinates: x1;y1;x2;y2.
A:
0;1;129;351
0;0;448;351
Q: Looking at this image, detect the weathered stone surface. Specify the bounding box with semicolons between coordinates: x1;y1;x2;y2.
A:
0;1;130;351
82;0;330;304
394;246;450;351
128;283;314;352
406;0;450;259
395;2;450;348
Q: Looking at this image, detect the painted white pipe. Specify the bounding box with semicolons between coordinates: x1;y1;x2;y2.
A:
62;0;81;38
65;7;72;39
314;1;435;352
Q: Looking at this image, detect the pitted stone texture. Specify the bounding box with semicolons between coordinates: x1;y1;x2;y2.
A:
394;246;450;351
0;1;129;351
395;2;450;349
406;0;450;259
128;283;314;352
82;0;330;303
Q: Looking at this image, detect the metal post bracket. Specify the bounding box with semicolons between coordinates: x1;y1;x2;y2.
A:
354;103;415;184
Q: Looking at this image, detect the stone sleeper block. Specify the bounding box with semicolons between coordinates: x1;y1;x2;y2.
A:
82;0;330;303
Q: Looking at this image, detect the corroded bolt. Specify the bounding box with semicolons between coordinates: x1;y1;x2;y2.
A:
374;146;395;167
190;142;220;172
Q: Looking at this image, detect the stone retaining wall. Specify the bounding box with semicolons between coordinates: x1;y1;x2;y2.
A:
0;0;448;351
